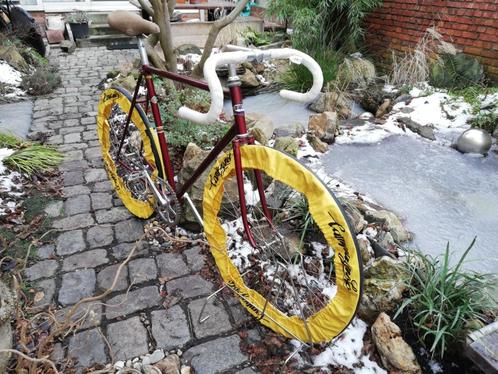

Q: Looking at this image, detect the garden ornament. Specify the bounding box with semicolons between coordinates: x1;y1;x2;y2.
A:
455;128;492;155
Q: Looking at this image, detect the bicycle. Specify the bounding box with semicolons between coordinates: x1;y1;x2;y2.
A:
97;11;363;344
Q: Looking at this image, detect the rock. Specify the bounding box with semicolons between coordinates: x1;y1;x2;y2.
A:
375;99;391;118
240;69;260;88
308;111;338;143
60;40;76;53
155;354;180;374
306;133;328;153
397;117;436;141
246;113;274;141
274;122;305;137
378;231;396;252
360;81;396;114
174;44;202;56
358;257;409;322
357;235;373;264
339;198;366;233
249;127;269;145
0;45;29;72
112;74;137;93
274;136;299;156
393;94;412;105
364;209;410;243
371;313;422;373
309;92;351;118
493;127;498;139
143;364;162;374
149;349;165;364
336;55;376;87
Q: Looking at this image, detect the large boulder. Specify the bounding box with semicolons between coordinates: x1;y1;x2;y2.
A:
274;136;299;157
309;92;351;119
336;55;376;88
306;133;328;153
174;44;202;56
371;313;422;374
364;209;411;243
308;111;338;144
179;143;240;224
240;69;260;88
339;197;366;234
357;257;409;322
246;113;274;144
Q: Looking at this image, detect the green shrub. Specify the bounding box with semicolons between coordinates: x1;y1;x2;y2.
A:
155;81;229;150
267;0;382;52
278;49;343;92
21;47;48;67
469;112;498;134
395;239;497;359
21;65;61;95
448;86;498;114
430;53;484;89
4;144;63;175
0;132;23;148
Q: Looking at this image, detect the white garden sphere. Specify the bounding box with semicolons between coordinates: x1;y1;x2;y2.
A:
456;128;492;155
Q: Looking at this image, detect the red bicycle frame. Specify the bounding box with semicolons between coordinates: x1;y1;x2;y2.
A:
121;52;271;246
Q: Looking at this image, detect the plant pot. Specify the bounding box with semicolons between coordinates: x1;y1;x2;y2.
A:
69;22;89;39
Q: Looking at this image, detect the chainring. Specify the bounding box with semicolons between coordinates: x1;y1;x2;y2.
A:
154;178;182;227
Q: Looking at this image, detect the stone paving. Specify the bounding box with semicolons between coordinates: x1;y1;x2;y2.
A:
25;47;260;374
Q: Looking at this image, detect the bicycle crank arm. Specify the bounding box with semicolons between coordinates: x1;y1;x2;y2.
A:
143;171;168;206
184;192;204;227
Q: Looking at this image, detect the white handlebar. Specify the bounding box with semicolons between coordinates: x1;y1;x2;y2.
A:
177;48;324;124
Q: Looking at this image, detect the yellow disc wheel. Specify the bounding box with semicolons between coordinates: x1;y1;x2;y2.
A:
203;145;363;343
97;86;163;219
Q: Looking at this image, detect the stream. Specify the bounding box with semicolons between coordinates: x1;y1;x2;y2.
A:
232;93;498;275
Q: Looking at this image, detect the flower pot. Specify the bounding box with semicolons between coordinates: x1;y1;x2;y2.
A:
69;22;89;39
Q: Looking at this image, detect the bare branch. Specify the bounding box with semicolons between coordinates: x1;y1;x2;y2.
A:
192;0;251;77
137;0;154;17
0;349;60;374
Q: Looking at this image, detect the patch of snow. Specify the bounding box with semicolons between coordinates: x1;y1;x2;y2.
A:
313;318;386;373
336;87;473;146
0;61;22;85
429;359;443;373
0;148;23;216
0;148;15;174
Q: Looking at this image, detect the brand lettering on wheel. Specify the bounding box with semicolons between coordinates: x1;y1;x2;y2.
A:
209;153;232;189
327;212;358;294
103;91;120;102
227;280;267;321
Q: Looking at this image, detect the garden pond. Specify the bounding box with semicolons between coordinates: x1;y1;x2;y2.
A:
231;92;498;275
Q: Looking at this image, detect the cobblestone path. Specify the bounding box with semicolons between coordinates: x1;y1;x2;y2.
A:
26;47;259;374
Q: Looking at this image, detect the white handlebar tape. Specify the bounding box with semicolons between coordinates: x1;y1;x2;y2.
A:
177;48;324;124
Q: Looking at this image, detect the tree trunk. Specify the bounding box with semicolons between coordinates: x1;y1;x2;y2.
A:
150;0;177;72
191;0;251;77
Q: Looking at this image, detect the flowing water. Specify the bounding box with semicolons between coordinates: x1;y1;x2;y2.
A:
234;93;498;274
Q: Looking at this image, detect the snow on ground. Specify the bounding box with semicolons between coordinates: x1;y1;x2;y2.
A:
336;84;474;146
0;61;22;85
0;148;23;216
0;60;26;99
312;318;387;373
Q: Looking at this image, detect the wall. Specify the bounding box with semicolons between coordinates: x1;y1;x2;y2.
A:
365;0;498;81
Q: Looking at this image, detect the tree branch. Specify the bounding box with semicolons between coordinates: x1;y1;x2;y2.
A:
137;0;154;17
150;0;177;71
192;0;251;77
